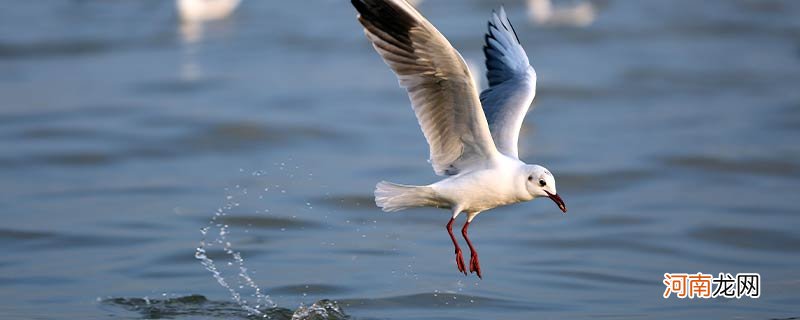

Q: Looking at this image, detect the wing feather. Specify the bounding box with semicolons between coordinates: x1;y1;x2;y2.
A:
480;7;537;159
352;0;499;175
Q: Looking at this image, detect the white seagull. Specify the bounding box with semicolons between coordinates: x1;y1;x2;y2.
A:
527;0;596;27
176;0;241;23
351;0;567;279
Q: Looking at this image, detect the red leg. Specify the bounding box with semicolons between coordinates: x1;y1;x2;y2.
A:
447;217;467;275
461;221;482;279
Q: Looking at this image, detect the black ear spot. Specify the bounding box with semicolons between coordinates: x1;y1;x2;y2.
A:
528;176;533;181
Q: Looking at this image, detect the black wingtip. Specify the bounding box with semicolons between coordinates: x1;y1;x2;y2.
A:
351;0;366;15
349;0;418;48
506;14;522;44
487;5;521;45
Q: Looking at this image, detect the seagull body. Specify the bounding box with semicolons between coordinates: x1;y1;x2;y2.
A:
351;0;567;278
410;156;532;213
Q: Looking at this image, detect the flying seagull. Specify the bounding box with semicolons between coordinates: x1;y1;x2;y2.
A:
351;0;567;279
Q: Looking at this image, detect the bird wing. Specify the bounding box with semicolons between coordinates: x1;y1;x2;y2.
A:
352;0;499;176
480;7;537;159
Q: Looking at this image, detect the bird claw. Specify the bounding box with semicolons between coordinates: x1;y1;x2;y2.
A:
469;252;482;279
455;248;467;275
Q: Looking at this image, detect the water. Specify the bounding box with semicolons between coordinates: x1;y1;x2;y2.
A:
1;0;799;319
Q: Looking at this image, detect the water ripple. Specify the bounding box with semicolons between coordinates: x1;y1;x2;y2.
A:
557;169;654;194
688;226;800;253
662;155;800;177
525;233;678;256
338;292;548;311
0;228;153;250
216;215;322;230
547;269;651;286
271;284;350;295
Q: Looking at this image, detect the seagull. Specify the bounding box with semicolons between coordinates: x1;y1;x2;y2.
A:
176;0;241;23
527;0;596;27
351;0;567;279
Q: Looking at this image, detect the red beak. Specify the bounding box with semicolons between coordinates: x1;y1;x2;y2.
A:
544;190;567;213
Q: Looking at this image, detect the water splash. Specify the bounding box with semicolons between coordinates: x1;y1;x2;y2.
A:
291;300;348;320
195;169;280;317
103;295;349;320
195;162;335;318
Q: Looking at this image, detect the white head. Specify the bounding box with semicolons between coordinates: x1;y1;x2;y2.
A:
523;164;567;213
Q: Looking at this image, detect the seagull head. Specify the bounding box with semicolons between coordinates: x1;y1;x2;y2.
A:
524;165;567;213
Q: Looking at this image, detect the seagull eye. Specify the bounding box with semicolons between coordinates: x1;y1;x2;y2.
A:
539;180;546;187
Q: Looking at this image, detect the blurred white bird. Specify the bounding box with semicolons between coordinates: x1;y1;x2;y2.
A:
528;0;595;27
352;0;567;279
176;0;240;78
176;0;240;44
176;0;241;22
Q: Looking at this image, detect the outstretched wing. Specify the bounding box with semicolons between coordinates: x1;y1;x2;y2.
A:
480;7;537;159
352;0;499;176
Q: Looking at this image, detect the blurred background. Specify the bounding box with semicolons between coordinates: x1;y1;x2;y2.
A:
1;0;799;319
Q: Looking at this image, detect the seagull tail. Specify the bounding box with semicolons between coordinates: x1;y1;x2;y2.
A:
375;181;438;212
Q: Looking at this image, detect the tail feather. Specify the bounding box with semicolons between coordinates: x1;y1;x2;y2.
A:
374;181;437;212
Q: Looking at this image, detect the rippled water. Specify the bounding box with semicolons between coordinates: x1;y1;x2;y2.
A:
1;0;799;319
